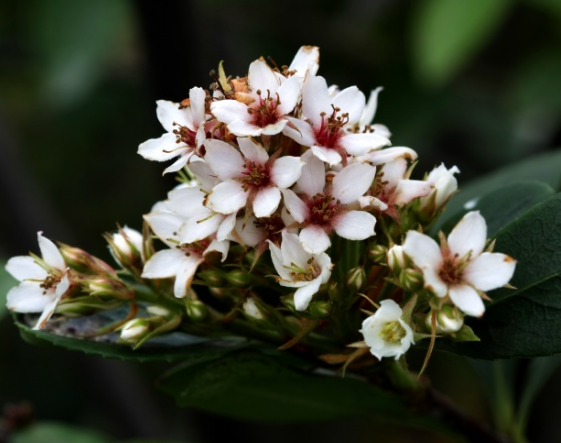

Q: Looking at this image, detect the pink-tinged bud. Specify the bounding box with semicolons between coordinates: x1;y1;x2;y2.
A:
242;297;265;320
399;268;424;292
185;300;208;321
347;267;366;292
120;319;150;343
224;269;252;288
106;226;144;273
308;300;332;319
426;306;464;334
368;244;388;264
387;245;406;272
59;244;116;276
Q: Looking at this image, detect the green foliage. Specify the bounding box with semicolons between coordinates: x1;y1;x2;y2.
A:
0;260;15;319
412;0;513;86
12;422;113;443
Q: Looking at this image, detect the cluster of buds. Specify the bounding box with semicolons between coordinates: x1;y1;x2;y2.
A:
5;46;517;368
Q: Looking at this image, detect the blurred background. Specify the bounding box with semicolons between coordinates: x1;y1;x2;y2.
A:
1;0;560;441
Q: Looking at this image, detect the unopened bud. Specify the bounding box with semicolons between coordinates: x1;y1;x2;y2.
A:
106;226;144;271
120;319;150;342
224;269;252;287
198;270;225;287
185;300;208;321
368;244;388;264
59;245;116;276
242;297;265;320
308;300;332;319
387;245;406;272
146;305;172;317
347;267;366;292
56;297;123;316
399;268;424;292
85;277;134;300
426;306;464;334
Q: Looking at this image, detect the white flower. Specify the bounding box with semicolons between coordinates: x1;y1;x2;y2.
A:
283;75;390;166
282;151;377;254
210;58;302;137
5;232;70;330
420;164;460;212
402;211;516;317
204;138;304;218
360;299;414;360
138;87;207;174
268;231;332;311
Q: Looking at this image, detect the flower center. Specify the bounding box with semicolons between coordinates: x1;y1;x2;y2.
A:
308;193;340;226
254;215;284;243
173;123;197;146
315;106;349;148
40;274;61;294
247;90;280;128
438;256;464;286
287;258;319;282
241;161;271;190
379;320;406;344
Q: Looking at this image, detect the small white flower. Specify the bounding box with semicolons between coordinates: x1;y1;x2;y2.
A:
5;232;70;329
268;231;332;311
402;211;517;317
360;299;414;360
420;164;460;212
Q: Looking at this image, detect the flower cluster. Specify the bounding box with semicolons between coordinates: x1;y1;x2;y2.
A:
5;46;516;368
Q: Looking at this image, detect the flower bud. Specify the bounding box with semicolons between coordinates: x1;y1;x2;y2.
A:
426;306;464;334
120;319;150;343
399;268;424;292
242;297;265;320
347;267;366;292
368;244;388;264
146;305;172;317
59;245;116;276
198;270;225;287
56;297;123;317
387;245;406;272
308;300;332;319
419;164;459;215
185;300;208;321
84;277;135;300
106;226;144;272
224;269;253;287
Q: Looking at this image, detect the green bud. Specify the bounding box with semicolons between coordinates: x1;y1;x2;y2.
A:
346;266;366;292
59;244;116;276
368;244;388;264
242;297;266;320
56;297;123;317
146;305;172;317
185;300;208;321
120;319;150;343
198;270;225;287
104;227;144;274
224;269;253;287
280;295;296;311
84;277;134;300
308;300;332;319
399;268;424;292
387;245;406;272
426;305;464;334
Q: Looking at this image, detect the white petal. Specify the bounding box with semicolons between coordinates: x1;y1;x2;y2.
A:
360;87;382;127
311;145;342;167
449;285;485;317
210;100;250;124
232;217;266;248
394;180;433;206
174;255;204;298
367;147;417;165
258;119;288;136
248;59;281;95
204;239;230;262
332;211;376;240
403;231;443;270
297;150;325;196
281;189;309;223
6;256;48;281
302;76;331;124
372;124;392;140
188;159;219;191
189;87;206;127
294;277;322;311
448;211;487;259
332;86;365;124
217;213;237;242
55;274;70;298
339;133;390;156
288;46;320;77
332;162;376;204
144;212;182;246
7;283;52;313
268;240;291;280
156;100;189;132
163;152;191;174
167;186;206;218
281;231;312;268
142;249;185;279
227;120;264;137
276;75;302;115
33;292;62;330
204;139;244;180
238;138;269;164
463;252;516;292
271;156;305;189
380;159;408;187
253;187;281;218
206;181;248;214
423;267;448;298
138;133;182;162
282;117;316;147
38;232;65;270
299;225;331;254
179;212;222;244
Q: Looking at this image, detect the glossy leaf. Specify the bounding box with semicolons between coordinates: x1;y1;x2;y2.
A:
12;423;113;443
412;0;513;86
437;193;561;358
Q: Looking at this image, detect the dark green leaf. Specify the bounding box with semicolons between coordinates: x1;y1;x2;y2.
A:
14;318;248;363
0;260;15;319
12;422;113;443
433;150;561;232
433;181;554;238
412;0;513;86
437;193;561;358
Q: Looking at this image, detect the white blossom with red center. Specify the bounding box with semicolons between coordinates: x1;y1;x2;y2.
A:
282;151;377;254
402;211;516;317
283;76;391;166
138;87;207;174
203;138;304;218
210;58;303;137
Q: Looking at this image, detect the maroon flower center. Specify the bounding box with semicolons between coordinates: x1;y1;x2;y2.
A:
254;214;284;244
314;106;349;148
247;90;280;128
308;193;340;226
241;161;271;190
173;123;197;146
438;256;464;286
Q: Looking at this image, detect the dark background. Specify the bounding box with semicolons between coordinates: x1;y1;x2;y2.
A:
1;0;561;441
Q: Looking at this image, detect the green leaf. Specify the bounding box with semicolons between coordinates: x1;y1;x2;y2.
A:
12;422;113;443
412;0;513;86
433;149;561;233
14;318;248;363
437;193;561;358
433;180;554;238
0;260;15;319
